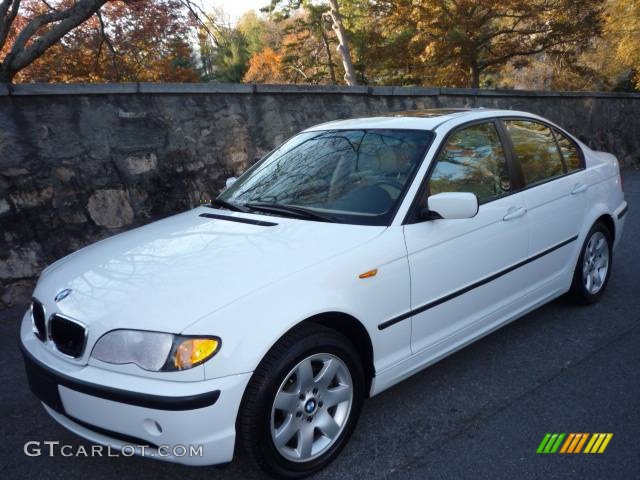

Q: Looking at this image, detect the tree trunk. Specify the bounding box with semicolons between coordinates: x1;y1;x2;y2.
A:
470;63;481;88
327;0;357;86
0;66;12;83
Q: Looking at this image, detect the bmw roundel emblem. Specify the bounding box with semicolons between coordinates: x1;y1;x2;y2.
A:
54;288;72;303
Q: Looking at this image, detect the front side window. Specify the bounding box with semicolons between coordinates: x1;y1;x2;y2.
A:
505;120;565;185
553;128;583;172
219;129;433;225
428;122;511;204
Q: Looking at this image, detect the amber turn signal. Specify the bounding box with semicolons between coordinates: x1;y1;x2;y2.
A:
358;268;378;279
173;338;220;370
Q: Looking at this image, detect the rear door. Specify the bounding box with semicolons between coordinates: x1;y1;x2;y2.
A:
501;119;587;290
402;120;531;354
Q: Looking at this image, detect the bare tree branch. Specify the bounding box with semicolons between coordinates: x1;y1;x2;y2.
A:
319;16;336;84
178;0;222;47
0;0;218;82
40;0;60;12
0;0;21;51
3;0;109;78
0;0;14;19
96;8;119;79
9;6;82;58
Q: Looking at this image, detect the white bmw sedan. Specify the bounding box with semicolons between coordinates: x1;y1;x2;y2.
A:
21;108;627;477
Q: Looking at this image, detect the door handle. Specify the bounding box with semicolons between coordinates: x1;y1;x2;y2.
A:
503;207;527;221
571;183;588;195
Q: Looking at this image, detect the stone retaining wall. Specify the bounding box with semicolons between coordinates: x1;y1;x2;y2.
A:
1;83;639;307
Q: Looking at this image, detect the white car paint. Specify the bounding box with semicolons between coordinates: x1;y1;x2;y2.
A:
427;192;479;219
20;109;627;466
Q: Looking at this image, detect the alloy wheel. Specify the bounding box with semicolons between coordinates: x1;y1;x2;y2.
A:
582;231;610;295
270;353;353;463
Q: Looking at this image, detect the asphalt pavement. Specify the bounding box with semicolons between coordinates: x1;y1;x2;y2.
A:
1;169;639;480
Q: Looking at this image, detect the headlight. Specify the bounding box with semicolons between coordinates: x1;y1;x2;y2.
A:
91;329;220;372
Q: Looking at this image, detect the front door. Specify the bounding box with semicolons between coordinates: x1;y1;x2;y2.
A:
403;121;530;354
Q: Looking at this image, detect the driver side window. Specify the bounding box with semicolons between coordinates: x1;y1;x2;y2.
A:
428;122;511;205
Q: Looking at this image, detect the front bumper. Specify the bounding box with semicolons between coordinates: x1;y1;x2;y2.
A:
20;312;251;466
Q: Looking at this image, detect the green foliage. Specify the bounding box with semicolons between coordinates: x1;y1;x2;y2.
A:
237;11;270;55
212;30;250;82
200;16;251;83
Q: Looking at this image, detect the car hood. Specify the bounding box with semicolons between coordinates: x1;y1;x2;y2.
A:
34;207;385;334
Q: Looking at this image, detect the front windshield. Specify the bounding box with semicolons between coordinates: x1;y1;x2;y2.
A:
219;129;434;226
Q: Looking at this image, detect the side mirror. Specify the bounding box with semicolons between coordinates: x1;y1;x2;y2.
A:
425;192;478;220
225;177;237;188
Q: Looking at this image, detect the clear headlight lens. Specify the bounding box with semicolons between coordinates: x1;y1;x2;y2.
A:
91;330;220;372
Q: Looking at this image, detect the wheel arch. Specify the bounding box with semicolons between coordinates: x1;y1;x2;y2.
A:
234;311;372;474
594;213;615;242
302;312;375;397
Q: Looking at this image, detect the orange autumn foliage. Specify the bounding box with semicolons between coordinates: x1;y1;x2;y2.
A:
243;47;285;83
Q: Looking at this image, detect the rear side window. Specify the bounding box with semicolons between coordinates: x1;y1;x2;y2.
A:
428;122;511;204
553;128;583;172
504;120;564;186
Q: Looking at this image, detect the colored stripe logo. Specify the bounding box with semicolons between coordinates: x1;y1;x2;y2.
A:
536;433;613;454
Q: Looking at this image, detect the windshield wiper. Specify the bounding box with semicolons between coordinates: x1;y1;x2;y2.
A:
245;202;339;223
209;198;250;213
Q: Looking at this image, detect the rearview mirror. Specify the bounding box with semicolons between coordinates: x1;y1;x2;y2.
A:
225;177;238;188
426;192;478;220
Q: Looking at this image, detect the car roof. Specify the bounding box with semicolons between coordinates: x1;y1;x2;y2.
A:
305;108;543;132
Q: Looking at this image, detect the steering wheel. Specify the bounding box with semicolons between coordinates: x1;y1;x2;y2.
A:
375;179;405;194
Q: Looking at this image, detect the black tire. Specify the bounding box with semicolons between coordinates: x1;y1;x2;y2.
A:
236;323;365;479
568;221;613;304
